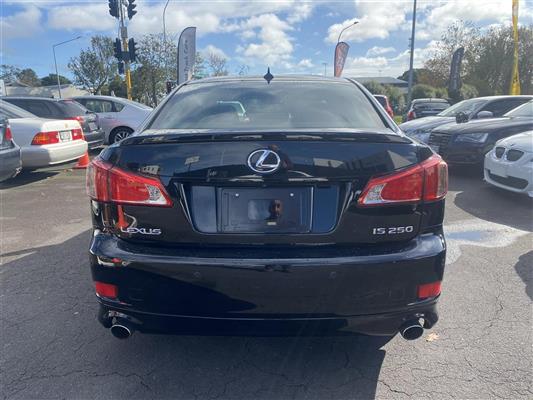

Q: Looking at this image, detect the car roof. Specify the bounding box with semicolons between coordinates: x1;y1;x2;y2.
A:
1;96;74;102
412;98;449;103
186;75;355;85
73;95;125;101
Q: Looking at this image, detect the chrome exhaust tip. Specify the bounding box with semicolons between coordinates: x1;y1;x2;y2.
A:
110;322;133;339
399;320;424;340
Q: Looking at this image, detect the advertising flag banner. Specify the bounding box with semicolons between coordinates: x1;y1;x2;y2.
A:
448;47;465;93
334;42;350;77
177;27;196;85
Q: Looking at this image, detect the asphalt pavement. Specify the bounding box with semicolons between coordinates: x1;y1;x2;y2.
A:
1;162;532;400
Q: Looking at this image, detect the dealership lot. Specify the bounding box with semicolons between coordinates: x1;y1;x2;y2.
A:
1;164;531;399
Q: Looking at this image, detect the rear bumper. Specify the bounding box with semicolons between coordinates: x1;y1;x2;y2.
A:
0;145;22;182
84;129;105;149
90;232;446;336
21;140;87;168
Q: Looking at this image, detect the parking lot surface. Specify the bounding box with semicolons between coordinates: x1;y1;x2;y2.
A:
1;163;532;399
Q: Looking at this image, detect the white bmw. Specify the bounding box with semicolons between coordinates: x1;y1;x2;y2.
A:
484;131;533;197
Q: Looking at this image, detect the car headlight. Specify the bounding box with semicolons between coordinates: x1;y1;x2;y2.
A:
455;133;489;143
408;130;431;143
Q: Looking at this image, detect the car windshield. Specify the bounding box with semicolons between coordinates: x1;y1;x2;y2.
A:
504;101;533;118
0;100;37;119
57;100;88;117
438;98;487;117
414;102;449;110
148;80;388;130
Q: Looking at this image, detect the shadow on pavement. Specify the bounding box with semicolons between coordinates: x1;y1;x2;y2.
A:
0;169;59;189
515;251;532;301
450;166;533;232
1;231;388;399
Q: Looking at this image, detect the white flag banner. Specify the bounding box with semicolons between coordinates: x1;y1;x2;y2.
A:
177;27;196;85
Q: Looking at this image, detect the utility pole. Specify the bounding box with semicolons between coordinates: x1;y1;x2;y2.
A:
406;0;417;108
322;62;327;77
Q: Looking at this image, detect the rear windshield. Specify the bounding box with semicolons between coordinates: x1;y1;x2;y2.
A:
414;102;449;110
148;81;388;130
56;100;87;117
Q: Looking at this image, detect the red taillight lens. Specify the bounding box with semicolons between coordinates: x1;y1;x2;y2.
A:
358;155;447;206
72;128;84;140
407;111;415;120
69;116;85;124
31;131;59;145
4;126;13;141
95;281;118;299
417;281;442;299
86;158;172;207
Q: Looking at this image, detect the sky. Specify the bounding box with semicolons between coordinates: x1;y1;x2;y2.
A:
1;0;532;81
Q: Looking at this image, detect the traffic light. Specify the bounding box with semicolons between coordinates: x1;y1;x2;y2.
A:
128;38;137;62
108;0;119;18
127;0;137;19
118;62;125;75
113;38;122;61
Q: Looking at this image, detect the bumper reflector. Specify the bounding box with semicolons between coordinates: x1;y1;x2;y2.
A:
417;281;442;299
95;281;118;299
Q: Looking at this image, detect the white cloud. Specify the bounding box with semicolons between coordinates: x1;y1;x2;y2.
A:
287;2;313;24
202;45;229;60
0;5;42;40
47;4;115;32
297;58;314;68
366;46;395;57
238;14;294;66
326;1;412;43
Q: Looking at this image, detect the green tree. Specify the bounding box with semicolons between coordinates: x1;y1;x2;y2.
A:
424;20;480;87
0;65;21;82
17;68;41;86
131;33;177;106
193;52;207;79
362;81;386;95
411;84;436;99
68;35;116;94
40;74;71;86
459;83;479;99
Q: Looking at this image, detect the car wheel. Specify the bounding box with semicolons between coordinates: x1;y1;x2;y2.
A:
110;128;133;143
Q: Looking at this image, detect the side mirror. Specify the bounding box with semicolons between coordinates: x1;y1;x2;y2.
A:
476;110;494;119
455;112;469;124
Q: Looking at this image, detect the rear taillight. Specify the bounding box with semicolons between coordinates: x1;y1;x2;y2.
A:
4;126;13;141
69;116;85;124
86;158;172;207
31;131;59;145
407;111;416;120
72;128;84;140
358;155;447;206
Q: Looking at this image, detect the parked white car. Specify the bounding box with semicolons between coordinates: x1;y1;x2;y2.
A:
72;95;152;144
484;131;533;197
0;100;87;168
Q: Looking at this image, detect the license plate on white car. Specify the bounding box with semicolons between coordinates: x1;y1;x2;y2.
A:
88;122;97;131
59;130;72;142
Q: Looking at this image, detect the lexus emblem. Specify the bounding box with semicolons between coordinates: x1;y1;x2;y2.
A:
247;149;281;174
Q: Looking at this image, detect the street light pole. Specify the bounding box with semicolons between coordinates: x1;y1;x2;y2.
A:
337;21;359;44
52;35;82;98
163;0;171;84
322;62;327;76
406;0;417;108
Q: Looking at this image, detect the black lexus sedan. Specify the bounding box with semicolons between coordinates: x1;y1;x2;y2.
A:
428;100;533;165
86;76;448;341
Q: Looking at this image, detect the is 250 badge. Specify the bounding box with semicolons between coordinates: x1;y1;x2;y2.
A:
372;226;414;235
